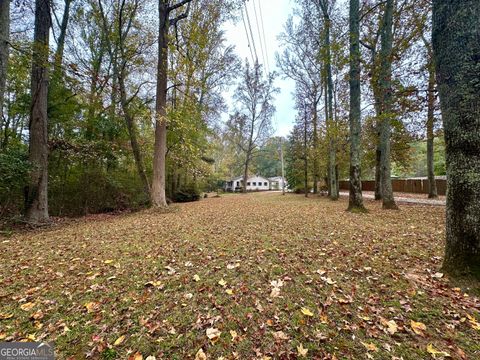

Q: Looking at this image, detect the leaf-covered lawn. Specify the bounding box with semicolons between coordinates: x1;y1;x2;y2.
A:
1;193;479;359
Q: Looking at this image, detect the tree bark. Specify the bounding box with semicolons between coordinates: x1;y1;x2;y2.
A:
152;1;169;207
324;13;338;201
426;60;438;198
374;147;382;199
118;73;151;200
26;0;51;223
348;0;366;212
0;0;9;130
312;103;319;194
433;0;480;277
304;108;308;197
53;0;71;76
377;0;398;210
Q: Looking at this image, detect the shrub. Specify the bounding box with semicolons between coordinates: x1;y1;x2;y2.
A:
172;184;201;203
0;147;30;221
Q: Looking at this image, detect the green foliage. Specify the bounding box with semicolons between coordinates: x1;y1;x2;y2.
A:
0;146;30;219
172;183;201;203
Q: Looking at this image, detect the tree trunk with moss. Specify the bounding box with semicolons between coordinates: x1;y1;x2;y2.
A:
433;0;480;277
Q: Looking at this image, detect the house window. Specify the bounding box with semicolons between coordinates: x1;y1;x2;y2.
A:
253;182;257;186
247;182;250;186
236;181;239;186
264;182;268;186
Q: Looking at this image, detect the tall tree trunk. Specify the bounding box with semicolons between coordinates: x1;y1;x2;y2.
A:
426;62;438;198
304;108;308;197
433;0;480;277
378;0;398;210
0;0;9;131
374;147;382;199
324;13;338;201
152;1;169;207
243;155;250;193
26;0;51;223
348;0;366;212
53;0;71;76
118;72;150;200
312;103;319;194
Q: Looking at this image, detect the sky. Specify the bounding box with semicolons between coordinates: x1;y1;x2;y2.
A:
222;0;297;137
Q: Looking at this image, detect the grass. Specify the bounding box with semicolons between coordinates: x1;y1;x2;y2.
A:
0;192;479;359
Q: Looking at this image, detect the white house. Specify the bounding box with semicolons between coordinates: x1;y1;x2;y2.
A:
268;176;288;190
225;175;271;192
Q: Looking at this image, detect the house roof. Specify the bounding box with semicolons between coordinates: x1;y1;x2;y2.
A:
227;175;270;182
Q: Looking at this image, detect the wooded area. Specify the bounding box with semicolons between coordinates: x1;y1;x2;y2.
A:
0;0;479;357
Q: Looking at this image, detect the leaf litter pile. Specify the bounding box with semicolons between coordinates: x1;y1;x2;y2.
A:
1;192;479;359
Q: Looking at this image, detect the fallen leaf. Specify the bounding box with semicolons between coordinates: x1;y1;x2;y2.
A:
218;279;227;287
273;331;289;341
114;335;126;346
297;343;308;357
300;307;314;317
104;259;114;264
225;288;234;295
84;302;100;313
128;352;143;360
195;349;207;360
206;327;221;342
230;330;238;341
144;281;163;288
427;344;450;358
20;302;35;311
193;274;200;282
411;320;427;336
380;318;398;335
0;313;14;320
362;342;378;352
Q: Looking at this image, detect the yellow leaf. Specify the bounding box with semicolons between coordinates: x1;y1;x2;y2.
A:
380;317;398;335
206;327;221;342
130;352;143;360
427;344;450;358
362;342;378;352
84;301;100;313
144;281;163;288
297;343;308;357
411;320;427;336
114;335;126;346
104;259;114;264
230;330;238;341
320;313;329;324
218;279;227;287
195;349;207;360
0;332;6;340
300;307;314;317
466;314;480;330
193;274;200;282
20;302;35;311
0;313;14;320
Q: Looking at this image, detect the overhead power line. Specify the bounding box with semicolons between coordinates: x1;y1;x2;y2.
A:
243;0;259;63
241;6;256;64
252;0;267;71
257;0;270;73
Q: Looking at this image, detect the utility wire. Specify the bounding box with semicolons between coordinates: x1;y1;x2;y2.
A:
243;0;259;63
252;0;267;71
257;0;270;73
241;6;256;64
